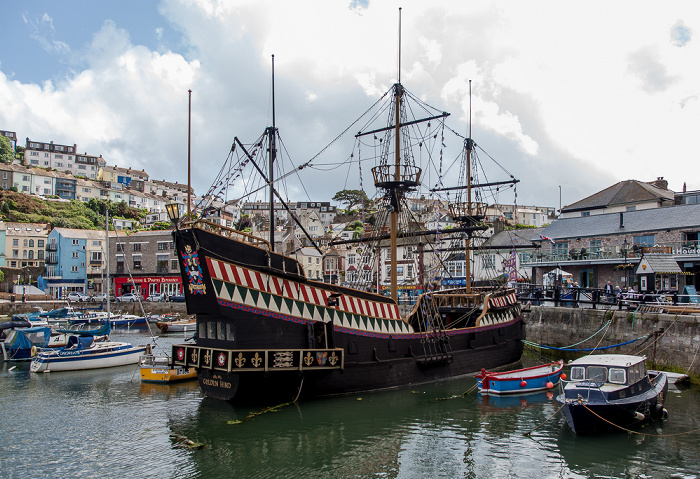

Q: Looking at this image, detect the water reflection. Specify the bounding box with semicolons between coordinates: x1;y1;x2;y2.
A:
2;337;700;478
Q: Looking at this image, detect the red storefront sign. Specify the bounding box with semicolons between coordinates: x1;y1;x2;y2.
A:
114;276;182;290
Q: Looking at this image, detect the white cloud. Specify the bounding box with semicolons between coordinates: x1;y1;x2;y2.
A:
2;0;700;211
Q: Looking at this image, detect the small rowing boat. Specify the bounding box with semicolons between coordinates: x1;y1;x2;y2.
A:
476;360;564;395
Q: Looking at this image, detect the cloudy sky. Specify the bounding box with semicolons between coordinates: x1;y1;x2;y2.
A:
1;0;698;211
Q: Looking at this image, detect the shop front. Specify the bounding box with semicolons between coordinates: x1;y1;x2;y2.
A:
113;275;183;300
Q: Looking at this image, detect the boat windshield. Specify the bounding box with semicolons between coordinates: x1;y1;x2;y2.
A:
571;365;608;382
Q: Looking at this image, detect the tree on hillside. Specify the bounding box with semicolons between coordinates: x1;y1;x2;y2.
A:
332;189;369;212
0;136;13;164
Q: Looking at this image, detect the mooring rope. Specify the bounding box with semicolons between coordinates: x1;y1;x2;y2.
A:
522;335;648;352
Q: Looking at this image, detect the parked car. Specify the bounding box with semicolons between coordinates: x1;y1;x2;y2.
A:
168;294;185;302
116;293;142;303
90;293;111;302
146;293;164;302
67;292;90;302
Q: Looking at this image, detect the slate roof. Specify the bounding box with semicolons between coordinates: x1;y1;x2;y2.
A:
562;180;674;212
482;227;545;249
539;204;700;240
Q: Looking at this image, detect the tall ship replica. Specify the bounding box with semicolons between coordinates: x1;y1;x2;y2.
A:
171;37;525;403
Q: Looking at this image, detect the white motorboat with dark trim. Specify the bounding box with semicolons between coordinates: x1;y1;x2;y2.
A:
556;354;668;434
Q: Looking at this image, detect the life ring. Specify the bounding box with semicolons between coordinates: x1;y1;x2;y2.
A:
31;346;38;357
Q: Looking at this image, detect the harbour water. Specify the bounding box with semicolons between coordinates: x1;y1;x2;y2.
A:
3;330;700;478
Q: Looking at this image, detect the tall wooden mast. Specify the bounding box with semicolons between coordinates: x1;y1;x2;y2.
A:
465;80;472;294
269;55;277;251
187;89;192;221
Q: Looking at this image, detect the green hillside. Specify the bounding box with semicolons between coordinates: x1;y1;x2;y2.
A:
0;190;157;230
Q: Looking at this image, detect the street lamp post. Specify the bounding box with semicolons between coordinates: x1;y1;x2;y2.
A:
623;238;629;288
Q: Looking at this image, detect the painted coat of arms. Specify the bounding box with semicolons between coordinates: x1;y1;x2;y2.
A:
181;245;207;295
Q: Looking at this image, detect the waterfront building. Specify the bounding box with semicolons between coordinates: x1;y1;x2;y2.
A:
559;178;673;219
44;227;105;298
523;204;700;292
110;229;182;298
4;222;49;269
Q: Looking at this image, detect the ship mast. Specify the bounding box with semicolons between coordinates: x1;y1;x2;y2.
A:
390;9;402;302
268;55;277;251
465;80;472;294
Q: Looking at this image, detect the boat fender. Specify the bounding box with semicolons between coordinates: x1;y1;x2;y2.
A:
662;408;669;420
633;411;646;421
520;380;527;388
560;373;567;380
546;381;554;389
652;403;665;420
31;346;37;357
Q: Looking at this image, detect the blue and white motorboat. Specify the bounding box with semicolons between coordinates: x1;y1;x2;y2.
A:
476;360;564;394
556;354;668;434
30;334;147;372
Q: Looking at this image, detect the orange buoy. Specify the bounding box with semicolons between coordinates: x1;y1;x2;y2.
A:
520;380;527;387
546;381;554;389
560;373;567;380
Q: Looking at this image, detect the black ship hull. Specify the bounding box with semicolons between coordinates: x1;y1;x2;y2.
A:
172;225;525;403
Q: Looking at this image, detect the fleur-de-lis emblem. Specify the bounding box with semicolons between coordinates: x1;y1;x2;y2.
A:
251;352;262;367
304;352;314;366
235;352;246;368
190;349;198;363
328;352;338;366
203;350;212;366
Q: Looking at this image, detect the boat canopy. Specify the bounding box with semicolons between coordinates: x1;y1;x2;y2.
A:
66;335;95;350
3;327;52;350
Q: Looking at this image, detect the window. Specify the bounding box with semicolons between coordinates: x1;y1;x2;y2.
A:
589;240;602;254
23;239;28;247
570;367;585;381
133;243;141;251
308;257;312;264
552;242;569;257
633;235;655;246
71;266;78;273
28;250;34;259
28;239;34;247
133;255;142;270
72;239;79;245
90;251;102;262
171;259;179;270
12;250;18;258
608;368;626;384
72;251;80;258
582;211;590;217
12;239;18;247
482;255;496;269
587;366;607;383
38;250;44;260
156;254;169;273
117;243;125;252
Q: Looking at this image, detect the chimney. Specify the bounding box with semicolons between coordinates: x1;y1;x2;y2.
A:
649;177;668;190
619;212;624;228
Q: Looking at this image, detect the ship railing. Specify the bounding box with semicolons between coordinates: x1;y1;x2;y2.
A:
188;219;271;250
372;164;422;188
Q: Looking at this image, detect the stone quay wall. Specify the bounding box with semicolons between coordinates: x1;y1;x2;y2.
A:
524;306;700;381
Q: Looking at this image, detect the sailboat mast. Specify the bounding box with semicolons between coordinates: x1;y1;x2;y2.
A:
465;80;472;294
187;89;192;222
106;209;110;317
269;55;276;252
